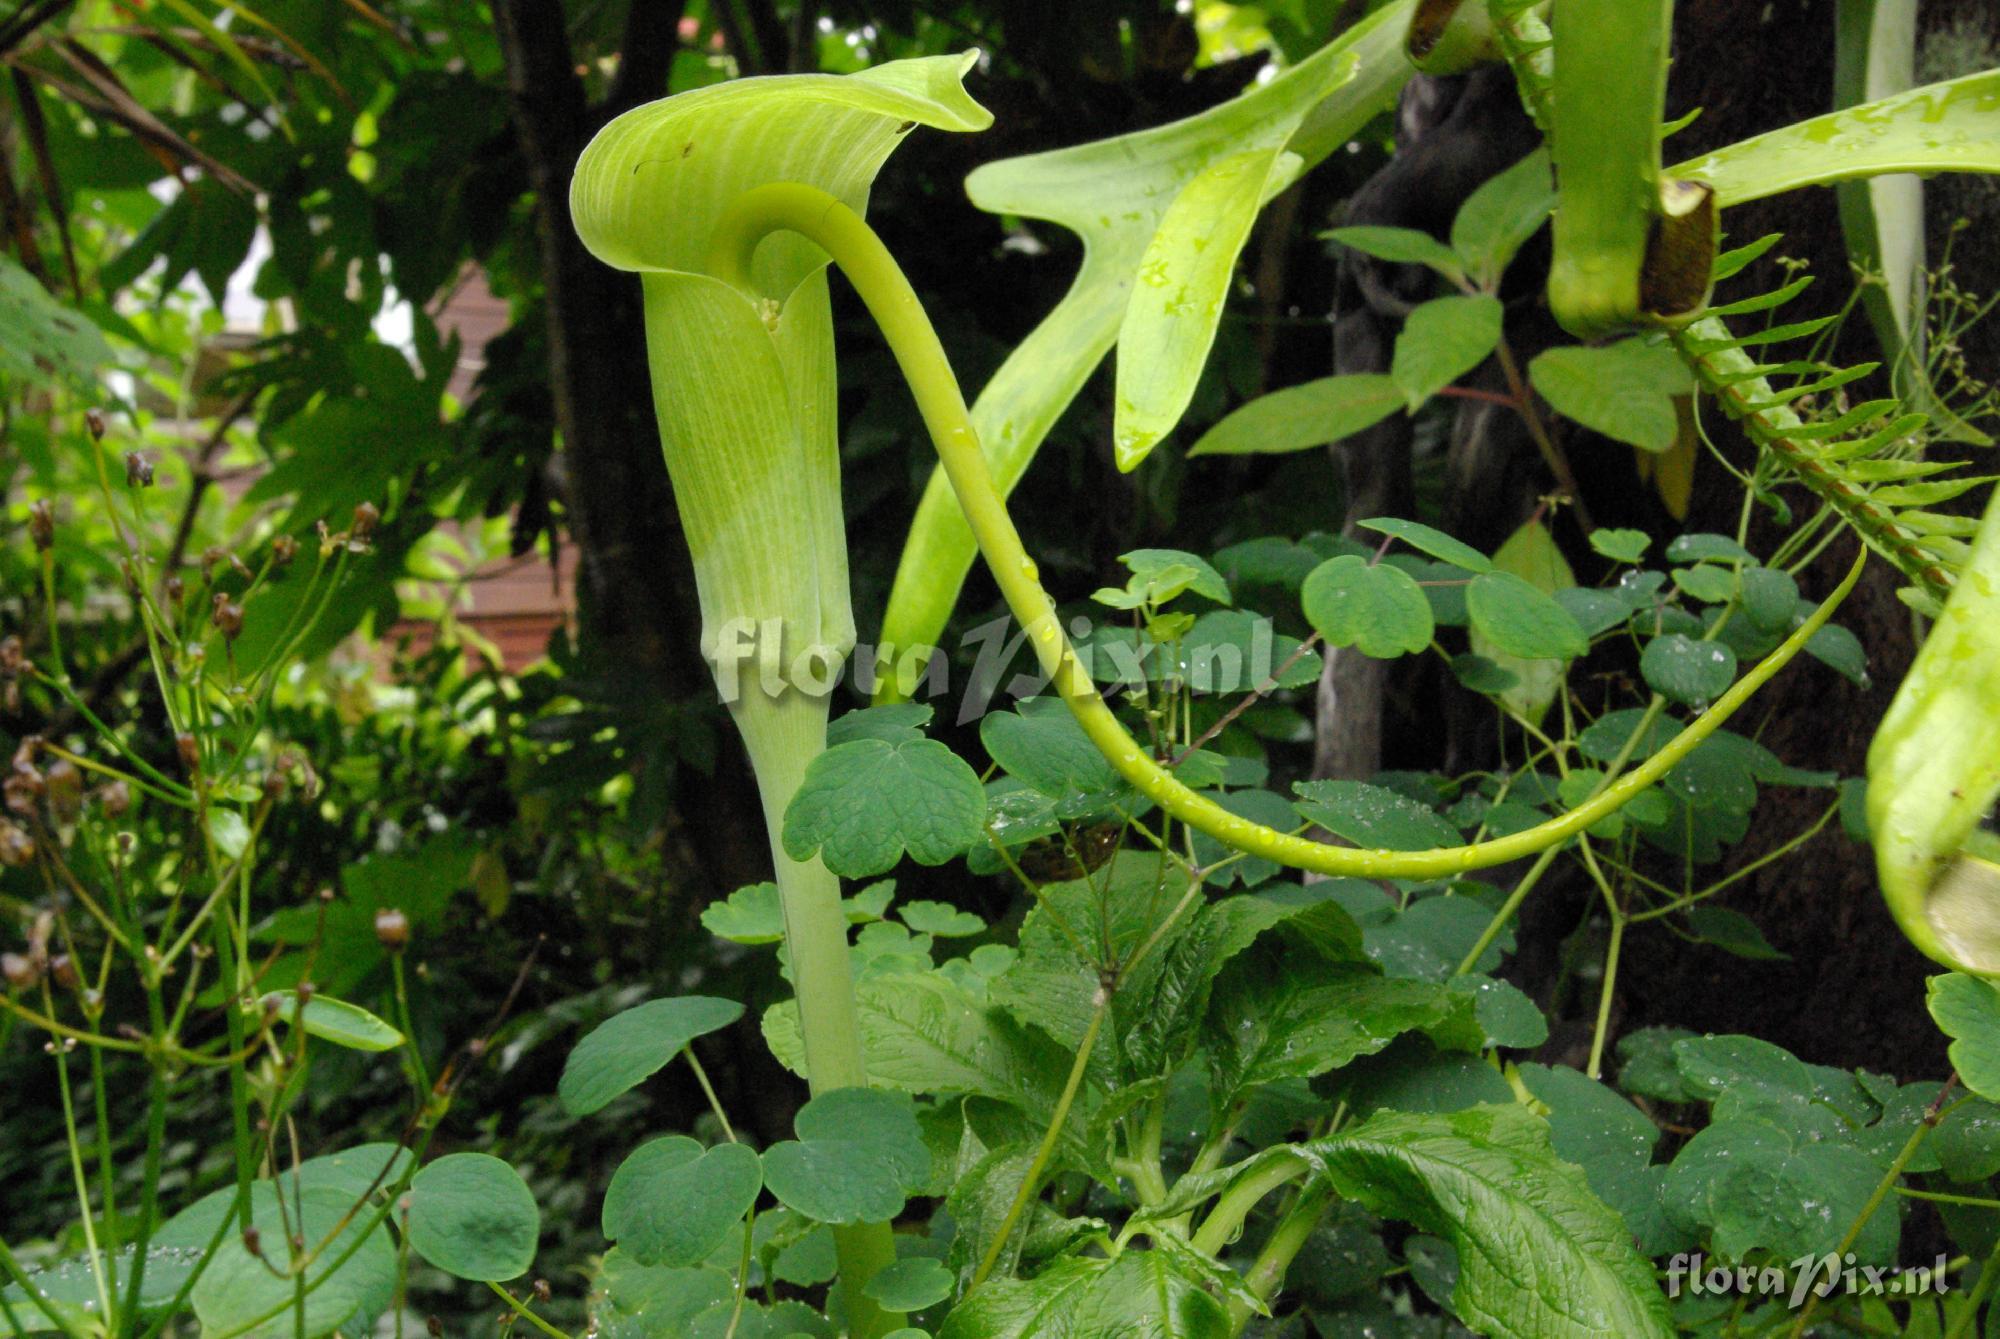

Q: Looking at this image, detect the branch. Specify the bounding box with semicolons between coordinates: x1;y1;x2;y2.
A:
605;0;686;119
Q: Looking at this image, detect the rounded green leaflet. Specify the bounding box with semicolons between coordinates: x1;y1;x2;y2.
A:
781;736;986;877
1465;571;1588;660
406;1153;541;1282
603;1137;763;1267
1640;633;1739;706
1355;517;1493;573
192;1185;397;1339
760;1088;931;1225
1928;974;2000;1101
862;1257;954;1311
1301;555;1434;659
1389;293;1503;411
559;995;744;1116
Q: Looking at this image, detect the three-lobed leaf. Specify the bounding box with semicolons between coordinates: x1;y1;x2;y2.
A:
783;737;986;876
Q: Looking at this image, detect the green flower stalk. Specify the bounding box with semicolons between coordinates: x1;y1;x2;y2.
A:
569;55;991;1336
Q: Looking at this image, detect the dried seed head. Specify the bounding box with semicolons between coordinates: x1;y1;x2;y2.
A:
43;759;81;824
176;733;200;775
201;546;227;579
2;952;38;991
48;954;77;991
28;500;54;552
98;780;131;817
534;1279;551;1303
164;575;185;607
4;763;43;817
211;595;244;642
351;501;380;542
125;451;155;488
0;823;33;868
84;408;105;440
242;1224;262;1258
374;907;410;952
271;534;298;567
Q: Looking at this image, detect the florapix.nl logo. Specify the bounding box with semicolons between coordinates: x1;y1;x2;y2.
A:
1666;1253;1953;1307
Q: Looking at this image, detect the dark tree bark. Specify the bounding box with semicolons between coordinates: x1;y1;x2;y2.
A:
493;0;766;893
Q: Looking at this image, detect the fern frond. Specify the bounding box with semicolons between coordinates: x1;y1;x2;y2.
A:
1487;0;1554;128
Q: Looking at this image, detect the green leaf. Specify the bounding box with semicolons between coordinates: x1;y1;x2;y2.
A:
760;1088;930;1224
191;1185;397;1338
1663;1119;1897;1263
940;1250;1229;1339
1738;565;1801;631
1457;975;1549;1049
783;738;986;876
0;256;114;391
560;996;744;1116
863;1257;955;1311
1293;779;1462;852
593;1253;735;1339
1355;518;1493;572
1528;339;1693;452
1186;374;1403;458
828;703;934;746
1301;555;1434;658
1672;564;1738;603
701;884;786;944
208;808;252;861
883;5;1418;649
1204;950;1468;1102
981;700;1122;804
603;1138;761;1267
1805;620;1869;685
1640;633;1739;706
1451;652;1520;694
1450;149;1556;286
896;900;984;937
406;1153;541;1283
261;992;404;1053
1686;905;1789;960
1467;571;1589;661
1324;225;1465;281
1121;548;1233;605
1665;533;1755;564
1670;69;2000;208
1309;1106;1674;1337
1590;528;1652;563
1390;294;1504;412
1929;974;2000;1102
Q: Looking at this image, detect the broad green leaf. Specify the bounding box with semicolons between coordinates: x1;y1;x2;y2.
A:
1686;905;1790;960
0;255;113;391
1301;555;1434;658
1806;620;1869;684
1467;573;1588;661
208;808;252;861
1120;548;1232;605
898;900;984;937
782;737;986;876
1457;975;1549;1048
701;884;786;944
1590;528;1652;563
1186;374;1402;458
1324;225;1465;281
406;1153;540;1282
1671;564;1738;603
863;1258;954;1311
1516;1064;1677;1254
603;1137;761;1267
1663;1119;1897;1264
1737;565;1801;630
559;996;744;1116
1928;974;2000;1101
1293;779;1462;852
1671;69;2000;207
1390;294;1504;411
881;3;1419;658
1310;1106;1675;1337
1355;517;1493;572
1450;149;1556;286
760;1088;930;1224
1665;533;1754;563
945;1142;1040;1279
940;1249;1229;1339
1556;588;1634;638
1204;950;1468;1103
1671;1034;1854;1140
191;1185;397;1338
761;973;1074;1130
594;1252;735;1339
1528;339;1693;452
981;700;1122;803
262;992;404;1053
1640;633;1739;706
1468;522;1584;723
1;1247;200;1328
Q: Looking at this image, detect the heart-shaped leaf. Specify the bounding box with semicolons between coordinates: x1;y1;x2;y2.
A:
406;1153;541;1283
783;738;986;876
760;1088;930;1224
603;1137;763;1267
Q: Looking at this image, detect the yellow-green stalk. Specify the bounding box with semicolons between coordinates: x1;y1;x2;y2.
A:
570;55;992;1336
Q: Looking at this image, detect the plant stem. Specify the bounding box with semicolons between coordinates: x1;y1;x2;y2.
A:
705;182;1870;884
485;1283;573;1339
1191;1153;1310;1257
1227;1182;1336;1335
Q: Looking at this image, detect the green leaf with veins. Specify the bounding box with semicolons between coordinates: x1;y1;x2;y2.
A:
1929;974;2000;1102
1301;555;1434;658
1528;339;1692;452
1324;225;1465;280
940;1249;1229;1339
760;1088;930;1224
603;1138;761;1268
1641;633;1739;706
406;1153;541;1283
559;996;744;1116
701;883;786;944
1309;1106;1675;1338
863;1258;955;1311
1293;779;1463;852
1356;518;1493;572
782;737;985;876
1390;294;1504;411
1450;149;1556;286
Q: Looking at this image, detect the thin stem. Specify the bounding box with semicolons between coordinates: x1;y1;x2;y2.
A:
969;994;1109;1289
485;1283;572;1339
1191;1153;1311;1257
704;182;1868;884
1227;1182;1337;1335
